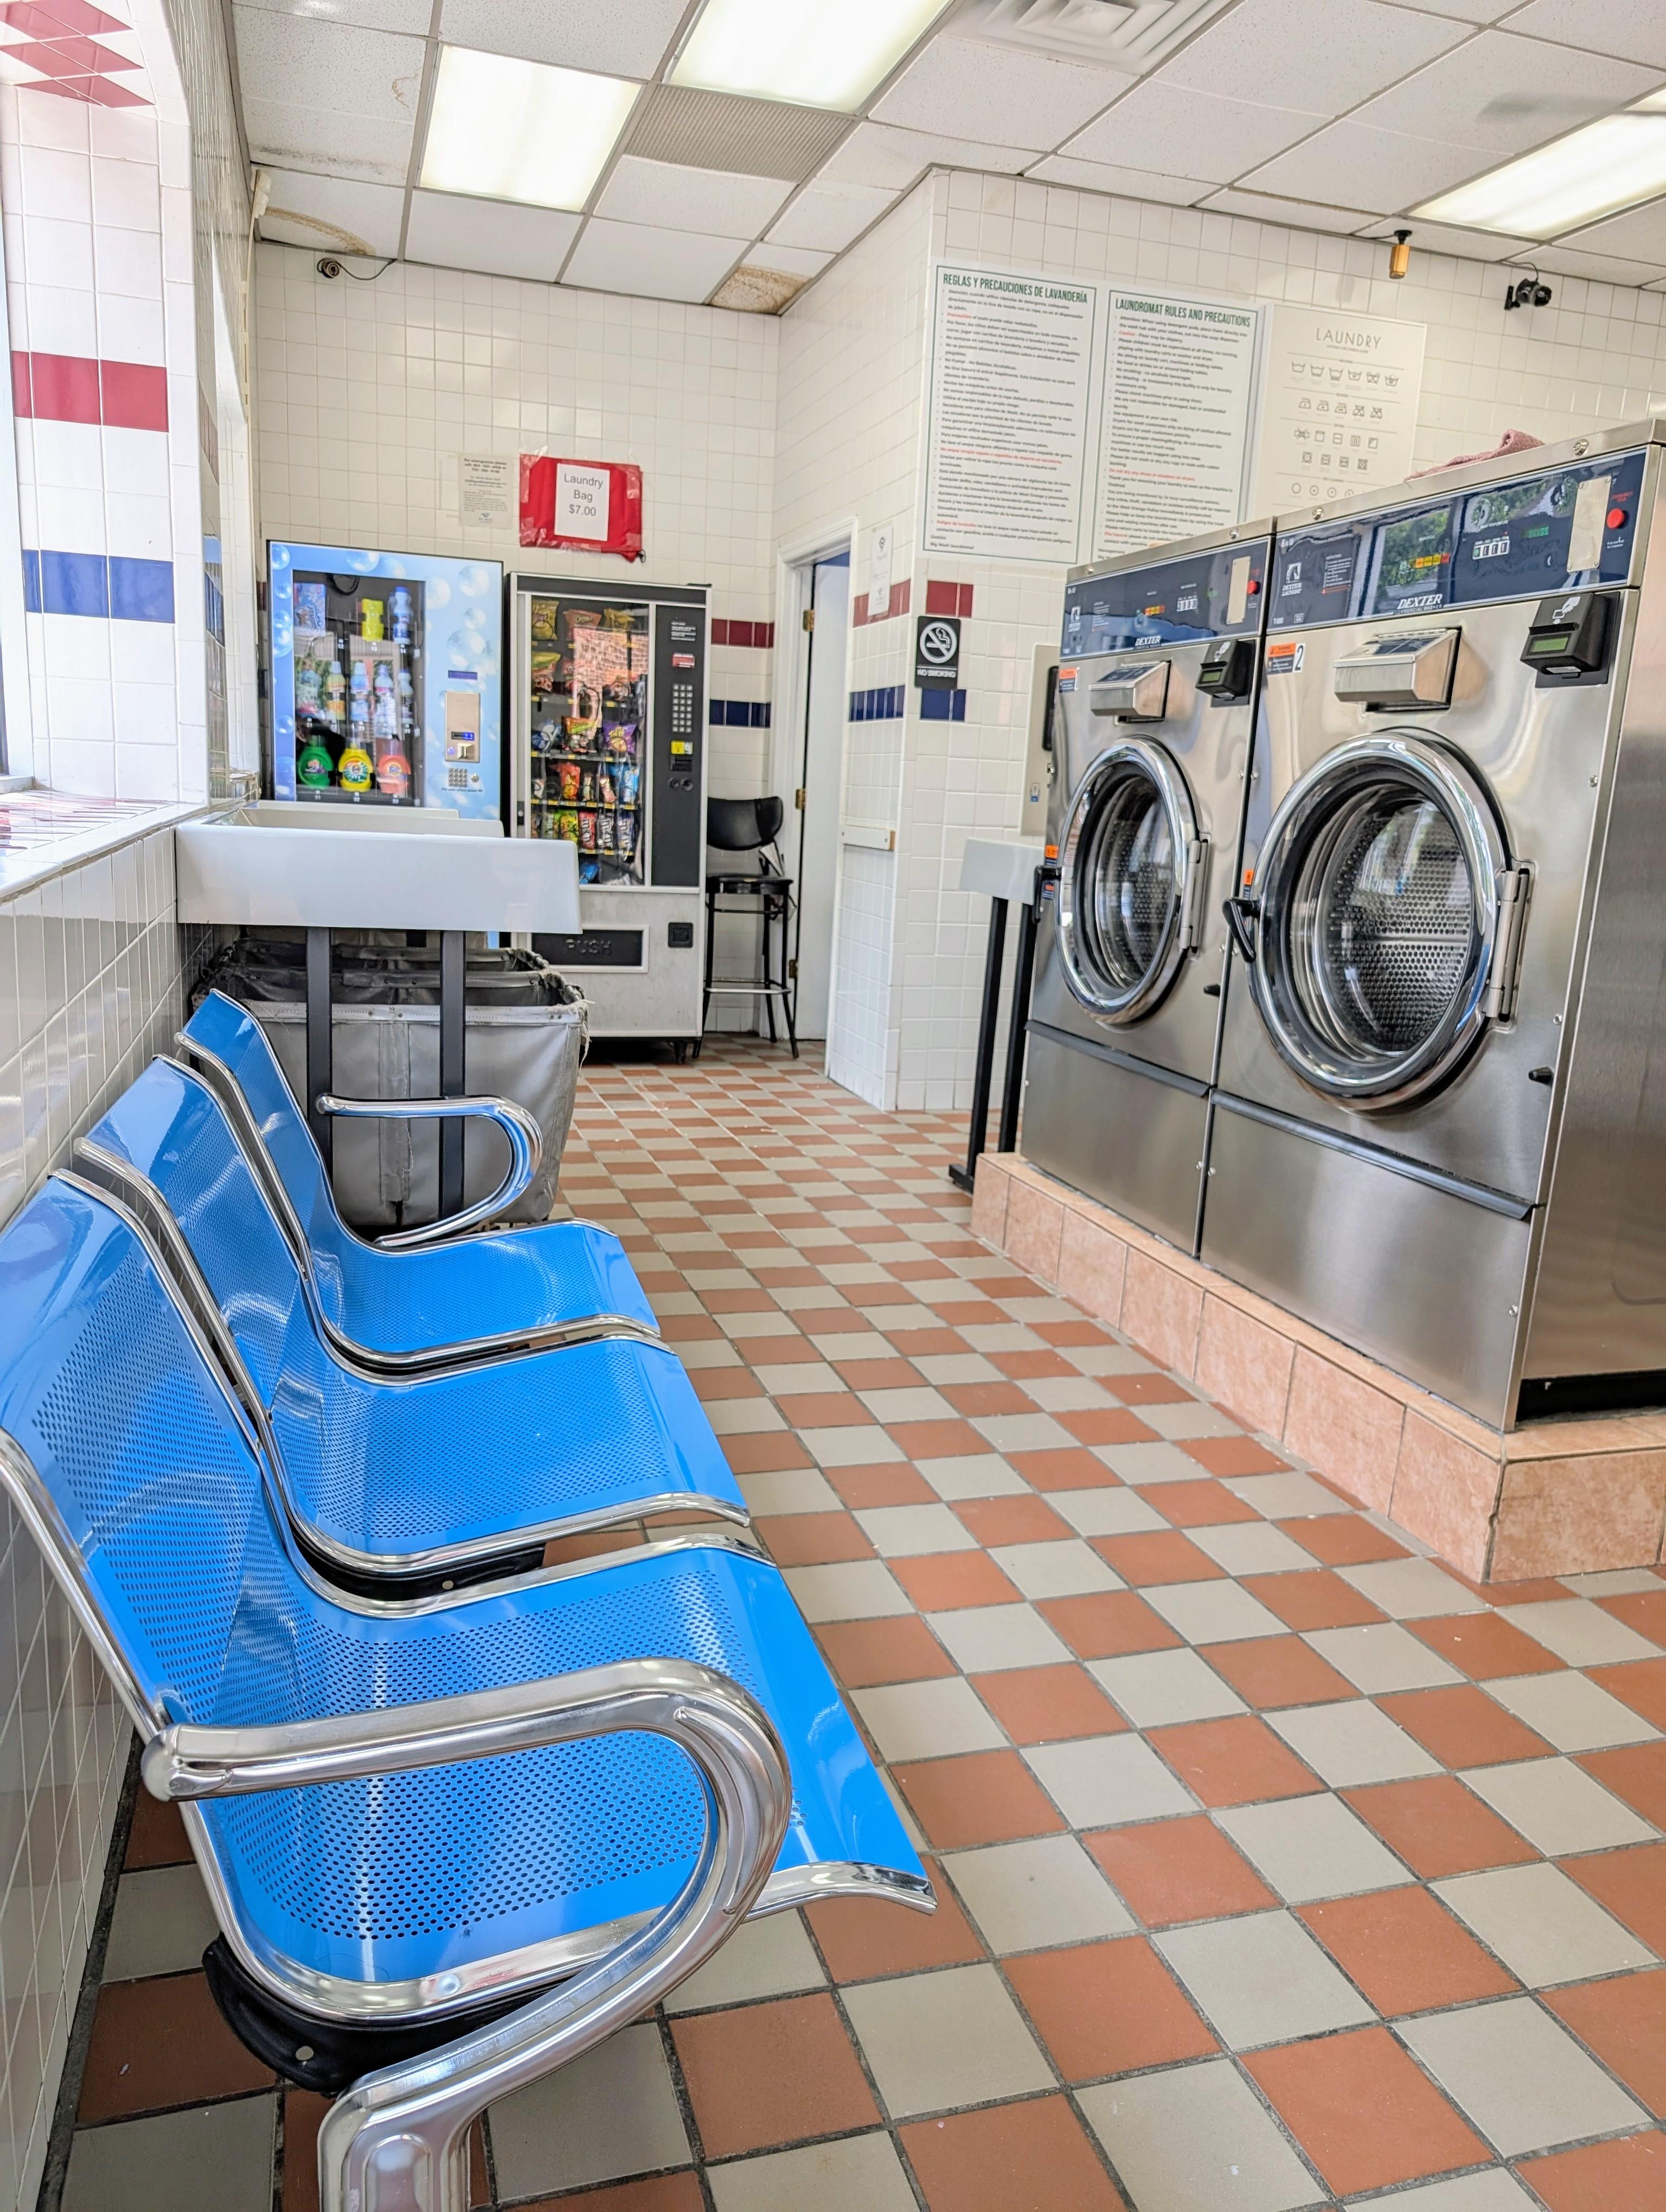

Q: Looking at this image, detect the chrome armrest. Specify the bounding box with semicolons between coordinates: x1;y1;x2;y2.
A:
145;1656;791;2212
313;1092;542;1247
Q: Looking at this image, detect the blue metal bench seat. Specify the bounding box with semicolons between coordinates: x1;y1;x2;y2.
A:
0;1178;928;2212
178;988;658;1372
78;1060;747;1590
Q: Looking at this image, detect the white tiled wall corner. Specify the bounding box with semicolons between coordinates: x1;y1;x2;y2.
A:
0;825;195;2212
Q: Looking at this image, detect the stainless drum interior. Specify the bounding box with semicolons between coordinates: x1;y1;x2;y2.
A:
1058;740;1201;1023
1248;732;1510;1108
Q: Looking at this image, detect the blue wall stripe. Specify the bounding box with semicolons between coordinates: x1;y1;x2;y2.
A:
23;549;174;623
707;697;771;728
919;688;967;722
848;685;906;722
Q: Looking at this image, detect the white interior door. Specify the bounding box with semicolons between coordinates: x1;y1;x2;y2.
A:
793;550;849;1040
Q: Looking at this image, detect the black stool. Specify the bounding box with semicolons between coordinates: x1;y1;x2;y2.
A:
703;795;797;1057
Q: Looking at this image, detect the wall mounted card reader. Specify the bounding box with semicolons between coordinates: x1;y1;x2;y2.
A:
1520;591;1613;684
1090;659;1170;721
1334;628;1459;711
1196;637;1256;703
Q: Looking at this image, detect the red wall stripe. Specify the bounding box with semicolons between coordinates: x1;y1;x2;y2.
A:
13;351;167;430
851;578;912;628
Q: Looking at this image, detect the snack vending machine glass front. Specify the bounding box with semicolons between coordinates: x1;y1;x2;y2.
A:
527;595;649;883
267;544;503;820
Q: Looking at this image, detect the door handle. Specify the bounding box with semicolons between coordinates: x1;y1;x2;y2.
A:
1223;896;1260;965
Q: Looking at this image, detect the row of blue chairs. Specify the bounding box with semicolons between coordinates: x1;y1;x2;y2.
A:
0;990;928;2212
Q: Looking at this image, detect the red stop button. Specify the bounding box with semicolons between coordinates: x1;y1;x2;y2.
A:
1607;506;1628;529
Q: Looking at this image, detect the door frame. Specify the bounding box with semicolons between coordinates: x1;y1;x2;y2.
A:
771;519;857;1042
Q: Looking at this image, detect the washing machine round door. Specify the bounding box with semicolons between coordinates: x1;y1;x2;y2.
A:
1248;731;1513;1109
1058;739;1202;1023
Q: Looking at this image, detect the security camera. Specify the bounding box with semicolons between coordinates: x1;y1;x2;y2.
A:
316;257;344;281
1504;275;1553;311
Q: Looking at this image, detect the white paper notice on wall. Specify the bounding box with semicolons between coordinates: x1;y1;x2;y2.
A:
870;523;893;616
1252;305;1426;517
924;266;1096;563
555;462;613;543
1096;291;1261;558
458;454;514;527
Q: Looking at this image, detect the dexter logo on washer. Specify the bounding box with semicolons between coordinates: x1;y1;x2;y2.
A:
914;615;962;689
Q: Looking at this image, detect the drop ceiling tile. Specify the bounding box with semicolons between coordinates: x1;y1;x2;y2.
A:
242;99;415;188
767;181;897;253
1501;0;1666;69
871;34;1131;155
819;120;1031;191
1515;239;1666;284
238;0;431;32
233;8;424;120
1243;119;1494;213
1200;187;1374;232
258;170;405;255
1350;31;1659;155
1556;199;1666;262
1382;0;1513;18
711;266;809;313
745;241;833;278
1158;0;1470;115
1064;81;1320;185
406;191;582;280
596;155;793;238
562;217;748;302
434;0;685;78
1357;213;1534;259
1029;155;1207;205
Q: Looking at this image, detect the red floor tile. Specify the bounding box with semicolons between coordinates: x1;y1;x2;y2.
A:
1013;1446;1133;1492
1093;1532;1227;1586
671;1994;878;2158
1548;1969;1666;2117
755;1512;875;1566
990;1348;1076;1380
1517;2131;1666;2209
893;1551;1022;1611
1055;1407;1160;1447
722;1432;813;1475
823;1459;940;1508
1038;1591;1184;1659
953;1495;1073;1547
1376;1685;1554;1769
1085;1816;1277;1925
1597;1590;1666;1648
900;2095;1129;2212
1181;1437;1287;1476
690;1368;767;1402
1200;1635;1359;1709
1246;2027;1487;2197
1034;1320;1114;1347
940;1381;1034;1418
1565;1843;1666;1954
1149;1480;1260;1528
893;1750;1068;1849
1299;1888;1518;2015
888;1418;990;1460
1104;1373;1194;1405
1407;1611;1567;1678
777;1391;874;1427
971;1663;1128;1744
816;1615;958;1688
1242;1569;1388;1630
806;1864;984;1982
1343;1776;1538;1877
1148;1717;1323;1806
1591;1660;1666;1731
1579;1742;1666;1828
124;1791;191;1870
1005;1937;1216;2081
1285;1515;1411;1567
79;1973;274;2122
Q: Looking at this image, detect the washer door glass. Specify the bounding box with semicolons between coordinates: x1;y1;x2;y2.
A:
1251;732;1509;1107
1058;740;1200;1023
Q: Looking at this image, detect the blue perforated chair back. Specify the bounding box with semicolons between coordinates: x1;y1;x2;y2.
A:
182;990;344;1262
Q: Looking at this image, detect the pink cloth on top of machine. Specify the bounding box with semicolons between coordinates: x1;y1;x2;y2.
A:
1410;428;1544;477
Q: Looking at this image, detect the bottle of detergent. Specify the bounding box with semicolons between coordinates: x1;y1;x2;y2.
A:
296;737;335;790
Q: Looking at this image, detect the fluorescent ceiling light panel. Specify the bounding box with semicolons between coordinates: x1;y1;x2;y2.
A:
1416;98;1666;239
670;0;953;112
420;46;639;208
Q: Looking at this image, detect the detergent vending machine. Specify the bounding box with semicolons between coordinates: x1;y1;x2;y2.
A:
266;543;504;820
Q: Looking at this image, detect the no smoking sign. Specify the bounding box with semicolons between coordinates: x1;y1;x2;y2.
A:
914;615;961;690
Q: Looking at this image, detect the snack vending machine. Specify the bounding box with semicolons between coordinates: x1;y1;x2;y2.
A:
266;543;504;820
508;574;707;1045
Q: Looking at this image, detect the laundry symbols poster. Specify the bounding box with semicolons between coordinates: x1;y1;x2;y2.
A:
1252;304;1426;516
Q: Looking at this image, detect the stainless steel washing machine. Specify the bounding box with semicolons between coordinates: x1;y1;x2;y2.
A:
1023;523;1271;1251
1207;420;1666;1427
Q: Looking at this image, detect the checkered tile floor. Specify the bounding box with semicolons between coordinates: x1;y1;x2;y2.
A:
54;1040;1666;2211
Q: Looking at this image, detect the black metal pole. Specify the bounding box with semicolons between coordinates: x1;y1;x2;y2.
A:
439;929;465;1218
305;927;332;1168
949;895;1008;1194
997;872;1041;1156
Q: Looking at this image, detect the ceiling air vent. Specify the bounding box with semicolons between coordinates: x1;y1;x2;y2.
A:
956;0;1239;71
626;85;851;182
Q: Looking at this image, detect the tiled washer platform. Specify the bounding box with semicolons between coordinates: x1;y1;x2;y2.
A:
49;1042;1666;2211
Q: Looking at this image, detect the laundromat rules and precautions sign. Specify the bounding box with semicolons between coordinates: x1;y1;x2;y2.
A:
915;614;962;689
